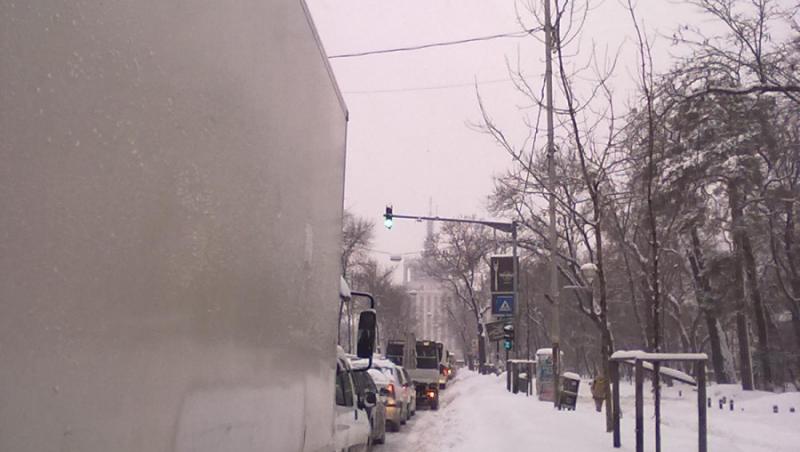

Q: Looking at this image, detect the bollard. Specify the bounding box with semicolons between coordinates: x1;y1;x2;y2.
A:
719;399;724;410
729;400;734;411
707;397;712;408
678;390;682;397
790;407;795;413
773;405;778;414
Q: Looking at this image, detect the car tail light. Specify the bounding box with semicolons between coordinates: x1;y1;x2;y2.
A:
387;383;395;397
427;390;436;399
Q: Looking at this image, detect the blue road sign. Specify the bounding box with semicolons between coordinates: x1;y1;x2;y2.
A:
492;294;514;316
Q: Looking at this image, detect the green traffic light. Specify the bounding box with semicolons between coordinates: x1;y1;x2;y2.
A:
503;339;512;350
384;205;393;229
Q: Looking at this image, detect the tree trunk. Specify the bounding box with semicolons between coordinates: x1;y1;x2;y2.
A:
729;182;755;390
688;226;736;383
741;231;774;390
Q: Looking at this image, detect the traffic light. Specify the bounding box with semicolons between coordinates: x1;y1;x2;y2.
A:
503;324;514;351
384;205;393;229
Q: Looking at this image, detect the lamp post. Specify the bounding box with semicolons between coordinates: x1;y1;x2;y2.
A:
581;263;599;314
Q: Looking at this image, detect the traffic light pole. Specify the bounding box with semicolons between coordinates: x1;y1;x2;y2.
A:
384;209;519;373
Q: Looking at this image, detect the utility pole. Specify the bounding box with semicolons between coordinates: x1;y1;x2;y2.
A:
544;0;560;409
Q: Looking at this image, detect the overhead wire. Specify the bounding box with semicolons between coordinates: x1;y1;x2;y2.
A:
328;27;541;59
342;77;516;95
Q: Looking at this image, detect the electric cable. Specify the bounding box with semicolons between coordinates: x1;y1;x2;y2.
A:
328;27;541;59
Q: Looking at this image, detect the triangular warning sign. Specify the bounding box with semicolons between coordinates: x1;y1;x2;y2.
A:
499;300;512;312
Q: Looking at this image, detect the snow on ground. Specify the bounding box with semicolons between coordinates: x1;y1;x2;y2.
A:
378;370;800;452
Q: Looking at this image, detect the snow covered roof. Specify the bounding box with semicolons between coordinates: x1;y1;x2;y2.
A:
339;276;351;300
610;350;708;362
562;372;581;380
535;348;553;355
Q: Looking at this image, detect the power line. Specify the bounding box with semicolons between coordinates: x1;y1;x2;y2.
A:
328;28;541;59
343;77;515;95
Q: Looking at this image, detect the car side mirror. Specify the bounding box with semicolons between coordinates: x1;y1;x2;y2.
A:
356;309;376;359
365;391;377;406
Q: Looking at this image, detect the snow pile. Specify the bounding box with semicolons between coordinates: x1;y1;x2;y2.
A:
381;370;800;452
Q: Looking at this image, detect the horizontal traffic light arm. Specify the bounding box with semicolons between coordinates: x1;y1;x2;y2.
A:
386;213;516;234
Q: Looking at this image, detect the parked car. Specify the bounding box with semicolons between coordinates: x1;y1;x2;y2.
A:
335;347;372;452
370;359;413;431
351;361;386;446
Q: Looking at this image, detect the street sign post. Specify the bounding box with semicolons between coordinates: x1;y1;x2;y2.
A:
491;294;515;317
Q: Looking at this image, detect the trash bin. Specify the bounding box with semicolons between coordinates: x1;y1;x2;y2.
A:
560;372;581;411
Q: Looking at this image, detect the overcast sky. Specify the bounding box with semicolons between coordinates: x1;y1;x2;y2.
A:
306;0;718;265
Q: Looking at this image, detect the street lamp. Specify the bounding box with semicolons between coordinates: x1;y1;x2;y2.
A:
580;262;598;284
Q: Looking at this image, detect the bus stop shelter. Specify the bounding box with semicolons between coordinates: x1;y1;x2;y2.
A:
609;351;708;452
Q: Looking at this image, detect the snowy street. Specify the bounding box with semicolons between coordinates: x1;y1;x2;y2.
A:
379;371;800;452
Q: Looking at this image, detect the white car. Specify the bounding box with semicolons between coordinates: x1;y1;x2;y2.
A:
370;359;414;431
334;346;371;452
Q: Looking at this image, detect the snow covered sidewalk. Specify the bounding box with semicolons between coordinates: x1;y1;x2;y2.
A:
379;370;800;452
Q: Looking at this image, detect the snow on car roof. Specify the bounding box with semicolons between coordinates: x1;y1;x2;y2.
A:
367;368;390;385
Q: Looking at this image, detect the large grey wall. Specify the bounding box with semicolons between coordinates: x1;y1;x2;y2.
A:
0;1;347;451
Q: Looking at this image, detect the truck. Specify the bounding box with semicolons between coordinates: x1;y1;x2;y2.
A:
407;340;442;410
0;1;374;451
385;332;417;367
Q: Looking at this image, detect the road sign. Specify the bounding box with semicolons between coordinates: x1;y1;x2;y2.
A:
492;294;515;316
490;256;516;293
485;320;510;341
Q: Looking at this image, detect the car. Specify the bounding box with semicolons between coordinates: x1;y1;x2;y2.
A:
334;347;372;452
351;361;387;446
369;359;413;431
399;366;417;416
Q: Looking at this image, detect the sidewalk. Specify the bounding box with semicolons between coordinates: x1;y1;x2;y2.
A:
381;370;800;452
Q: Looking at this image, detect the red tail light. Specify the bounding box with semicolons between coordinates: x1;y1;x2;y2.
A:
387;383;395;397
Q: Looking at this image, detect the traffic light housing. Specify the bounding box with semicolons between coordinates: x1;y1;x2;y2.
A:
384;205;393;229
503;324;514;351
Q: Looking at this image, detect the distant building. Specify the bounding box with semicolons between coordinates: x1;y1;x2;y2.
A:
403;257;453;347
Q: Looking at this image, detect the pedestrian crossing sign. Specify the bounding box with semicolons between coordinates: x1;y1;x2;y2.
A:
492;294;514;316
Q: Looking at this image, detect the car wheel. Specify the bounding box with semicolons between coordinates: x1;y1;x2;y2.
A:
431;400;439;410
